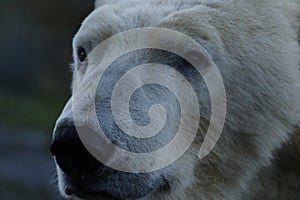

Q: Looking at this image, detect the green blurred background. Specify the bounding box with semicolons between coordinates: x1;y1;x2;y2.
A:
0;0;94;199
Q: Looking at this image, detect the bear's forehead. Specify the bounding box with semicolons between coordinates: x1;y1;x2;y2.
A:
73;0;204;50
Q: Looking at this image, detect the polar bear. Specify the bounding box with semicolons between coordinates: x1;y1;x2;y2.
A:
50;0;300;199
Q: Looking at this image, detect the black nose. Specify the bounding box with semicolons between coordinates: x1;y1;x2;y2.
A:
50;125;102;177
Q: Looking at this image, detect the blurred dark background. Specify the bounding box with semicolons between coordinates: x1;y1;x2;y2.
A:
0;0;94;199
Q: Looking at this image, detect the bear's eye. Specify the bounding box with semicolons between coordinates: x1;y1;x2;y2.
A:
77;47;87;64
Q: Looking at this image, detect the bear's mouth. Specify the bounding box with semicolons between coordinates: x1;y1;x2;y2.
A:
64;185;154;200
61;170;171;200
65;186;124;200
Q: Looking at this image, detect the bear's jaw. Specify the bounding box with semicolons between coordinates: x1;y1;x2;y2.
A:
56;165;171;200
64;187;123;200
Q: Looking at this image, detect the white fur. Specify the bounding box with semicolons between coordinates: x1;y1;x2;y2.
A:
54;0;300;199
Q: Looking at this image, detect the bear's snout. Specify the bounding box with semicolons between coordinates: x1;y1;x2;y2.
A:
50;125;103;178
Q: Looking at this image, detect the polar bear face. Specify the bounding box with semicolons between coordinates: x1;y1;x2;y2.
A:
50;0;300;200
51;2;207;199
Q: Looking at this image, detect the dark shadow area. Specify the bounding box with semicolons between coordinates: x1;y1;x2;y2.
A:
0;0;94;199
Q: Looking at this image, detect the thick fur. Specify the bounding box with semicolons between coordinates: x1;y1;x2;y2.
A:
54;0;300;199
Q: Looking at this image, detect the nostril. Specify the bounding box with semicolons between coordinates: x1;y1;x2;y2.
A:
50;141;65;156
50;126;84;156
55;155;80;176
50;125;103;176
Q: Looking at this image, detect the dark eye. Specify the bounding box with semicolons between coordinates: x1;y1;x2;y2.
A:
77;47;87;63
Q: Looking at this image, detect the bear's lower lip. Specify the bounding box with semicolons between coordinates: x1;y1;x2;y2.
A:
61;167;170;199
71;188;124;200
65;185;120;199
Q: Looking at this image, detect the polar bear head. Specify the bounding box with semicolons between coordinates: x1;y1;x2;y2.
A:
50;0;300;199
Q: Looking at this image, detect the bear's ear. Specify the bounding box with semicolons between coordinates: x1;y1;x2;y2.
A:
95;0;117;8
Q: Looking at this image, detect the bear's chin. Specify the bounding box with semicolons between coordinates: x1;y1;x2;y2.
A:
57;166;170;200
